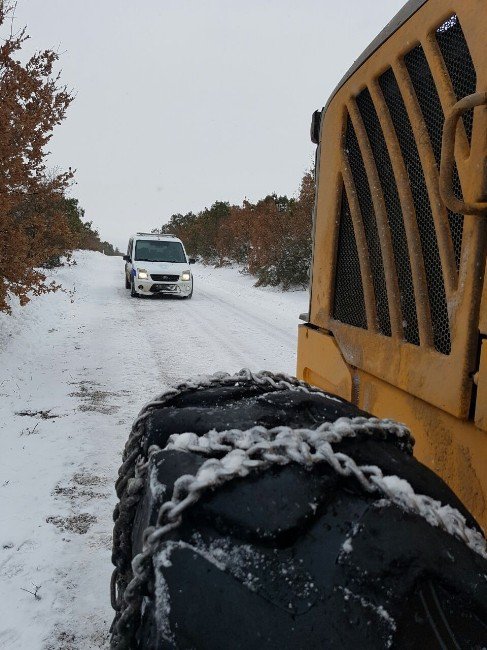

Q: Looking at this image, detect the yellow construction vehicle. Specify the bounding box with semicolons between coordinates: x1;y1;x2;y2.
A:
297;0;487;531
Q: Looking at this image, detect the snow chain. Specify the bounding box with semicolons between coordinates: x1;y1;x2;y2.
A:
110;370;487;649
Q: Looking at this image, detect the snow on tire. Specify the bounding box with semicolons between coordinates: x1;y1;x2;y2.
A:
110;370;487;649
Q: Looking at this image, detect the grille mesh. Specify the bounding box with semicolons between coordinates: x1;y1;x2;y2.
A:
345;116;391;336
379;67;451;355
356;88;419;345
436;15;477;145
330;12;476;354
333;189;367;330
404;44;463;270
450;163;464;269
150;274;179;282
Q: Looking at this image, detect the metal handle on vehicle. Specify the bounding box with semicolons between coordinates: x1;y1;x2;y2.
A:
439;91;487;216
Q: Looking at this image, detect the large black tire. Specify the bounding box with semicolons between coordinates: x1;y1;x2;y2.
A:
110;371;487;649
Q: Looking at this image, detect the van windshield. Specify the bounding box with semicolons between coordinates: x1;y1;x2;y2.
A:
134;240;186;263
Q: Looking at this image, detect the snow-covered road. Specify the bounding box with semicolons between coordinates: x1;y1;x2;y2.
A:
0;251;307;649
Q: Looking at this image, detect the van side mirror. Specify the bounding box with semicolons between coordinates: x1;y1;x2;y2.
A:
189;258;196;264
123;255;131;262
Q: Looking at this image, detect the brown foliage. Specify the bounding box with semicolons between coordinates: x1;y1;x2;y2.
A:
160;170;315;289
0;1;74;311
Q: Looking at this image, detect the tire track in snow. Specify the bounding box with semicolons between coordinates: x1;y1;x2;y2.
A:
123;273;301;384
196;285;297;349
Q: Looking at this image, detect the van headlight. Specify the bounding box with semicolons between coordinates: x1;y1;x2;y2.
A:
181;271;191;281
137;269;149;279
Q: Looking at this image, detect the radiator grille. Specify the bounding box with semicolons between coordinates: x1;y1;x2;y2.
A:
344;116;391;336
379;67;451;355
331;13;478;356
404;43;464;270
356;88;420;346
436;15;476;145
333;190;367;330
450;165;464;269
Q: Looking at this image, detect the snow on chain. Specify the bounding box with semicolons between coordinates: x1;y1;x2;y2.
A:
156;424;486;560
116;368;356;499
111;369;486;647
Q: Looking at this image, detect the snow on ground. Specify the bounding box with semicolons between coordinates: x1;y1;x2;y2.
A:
0;251;308;649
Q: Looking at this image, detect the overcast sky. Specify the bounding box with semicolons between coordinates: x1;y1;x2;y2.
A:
14;0;405;250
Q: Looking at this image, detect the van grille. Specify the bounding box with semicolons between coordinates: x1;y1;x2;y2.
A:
150;274;179;282
332;14;476;356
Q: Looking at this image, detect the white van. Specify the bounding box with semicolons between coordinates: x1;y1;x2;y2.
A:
123;233;195;299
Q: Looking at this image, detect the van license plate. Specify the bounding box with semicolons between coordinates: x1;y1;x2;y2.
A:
155;284;176;291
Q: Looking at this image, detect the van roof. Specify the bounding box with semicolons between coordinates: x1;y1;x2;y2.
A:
132;232;182;242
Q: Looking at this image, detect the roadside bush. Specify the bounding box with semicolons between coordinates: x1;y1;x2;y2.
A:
0;2;75;311
155;170;315;290
63;197;120;256
0;3;119;312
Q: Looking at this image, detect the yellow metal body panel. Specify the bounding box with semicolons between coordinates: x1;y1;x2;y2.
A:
480;257;487;334
298;0;487;530
356;369;487;531
475;340;487;431
297;325;352;401
297;327;487;531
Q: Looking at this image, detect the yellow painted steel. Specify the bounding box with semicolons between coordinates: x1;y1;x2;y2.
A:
297;326;487;531
475;340;487;431
297;326;352;401
297;0;487;531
